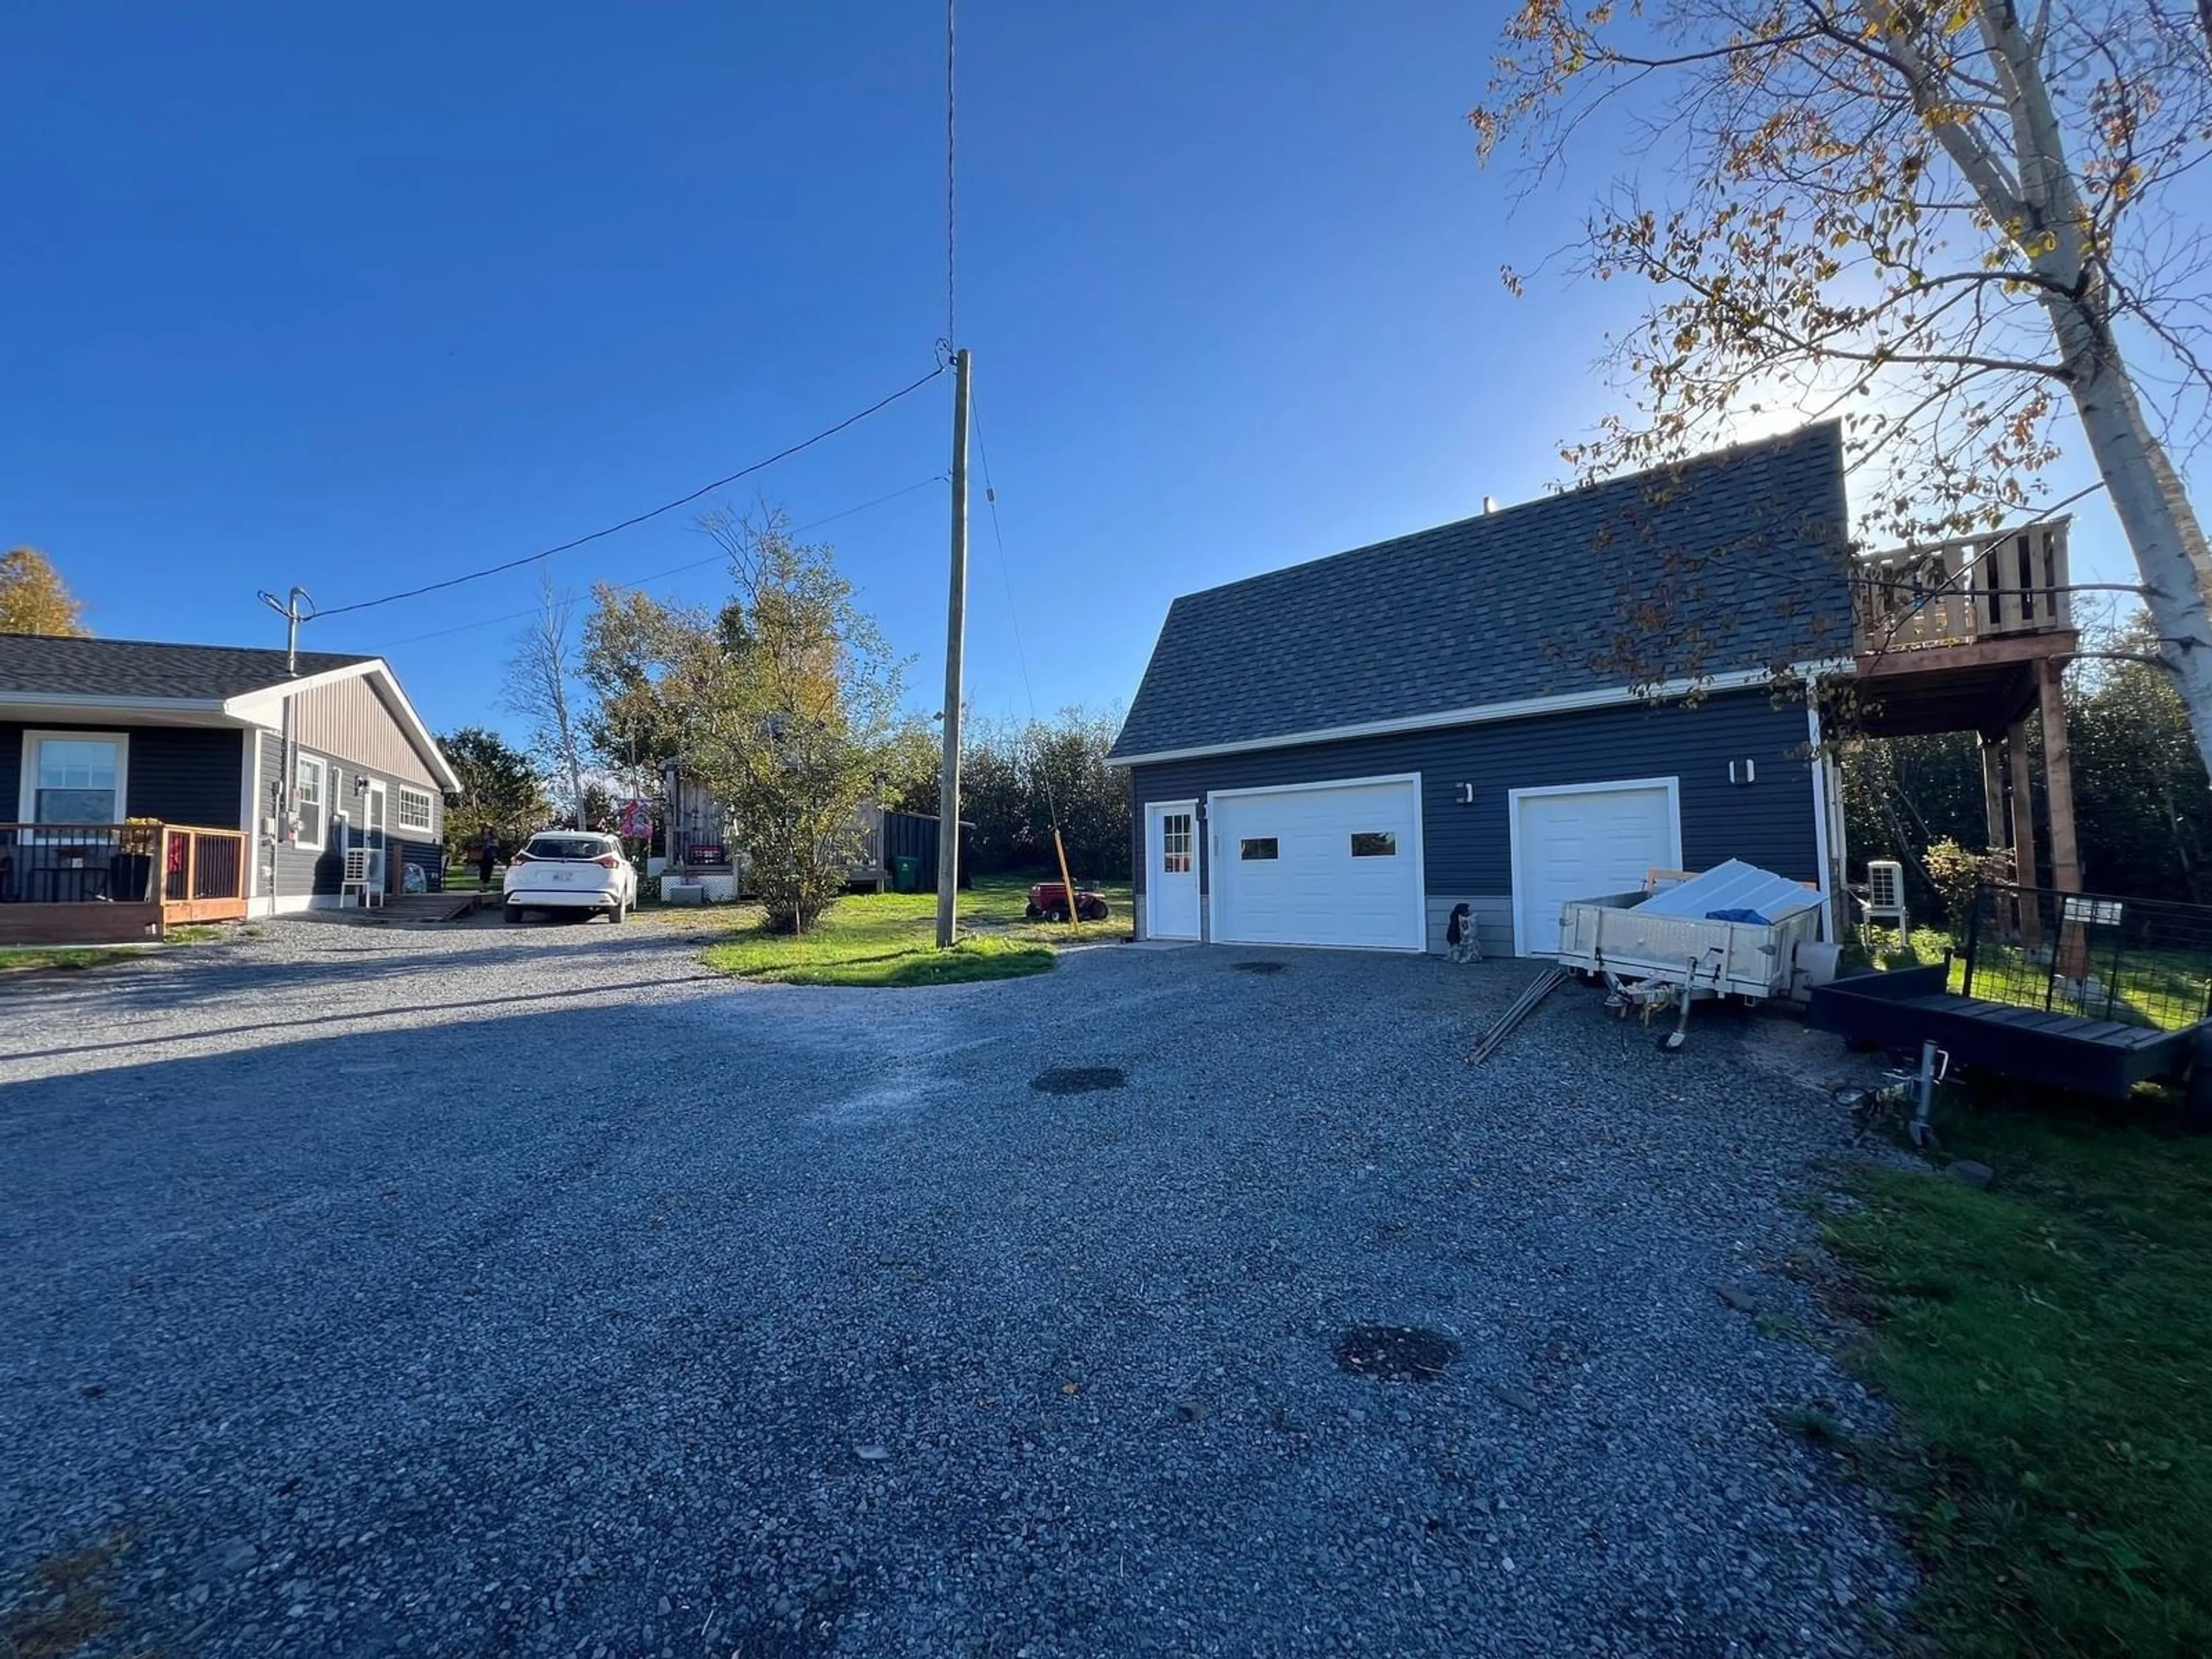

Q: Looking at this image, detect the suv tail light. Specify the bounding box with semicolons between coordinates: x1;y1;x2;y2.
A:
594;853;622;869
510;850;536;865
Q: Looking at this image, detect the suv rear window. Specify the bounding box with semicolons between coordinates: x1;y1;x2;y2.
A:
526;836;613;861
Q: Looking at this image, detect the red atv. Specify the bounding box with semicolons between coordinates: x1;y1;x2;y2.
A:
1026;881;1109;923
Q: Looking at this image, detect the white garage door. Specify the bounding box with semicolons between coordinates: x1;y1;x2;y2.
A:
1211;777;1423;950
1513;779;1681;955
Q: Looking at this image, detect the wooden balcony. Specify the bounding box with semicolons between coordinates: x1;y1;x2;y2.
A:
0;822;249;945
1844;519;2086;898
1849;521;2077;738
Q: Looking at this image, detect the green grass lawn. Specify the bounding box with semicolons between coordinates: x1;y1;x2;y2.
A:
0;947;135;974
1826;1108;2212;1656
692;871;1132;987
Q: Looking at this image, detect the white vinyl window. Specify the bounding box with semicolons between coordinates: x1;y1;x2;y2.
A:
294;755;326;849
19;732;128;824
396;786;434;834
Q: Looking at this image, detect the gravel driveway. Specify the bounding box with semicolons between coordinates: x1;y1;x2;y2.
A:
1;917;1913;1657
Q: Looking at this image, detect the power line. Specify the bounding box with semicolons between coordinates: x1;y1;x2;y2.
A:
311;365;946;621
358;475;948;652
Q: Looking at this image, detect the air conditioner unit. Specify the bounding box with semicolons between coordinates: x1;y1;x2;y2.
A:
1865;859;1907;935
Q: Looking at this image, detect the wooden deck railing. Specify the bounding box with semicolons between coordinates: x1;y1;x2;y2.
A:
0;821;248;922
1853;521;2072;653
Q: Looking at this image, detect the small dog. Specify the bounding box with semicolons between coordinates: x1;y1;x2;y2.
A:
1446;902;1482;964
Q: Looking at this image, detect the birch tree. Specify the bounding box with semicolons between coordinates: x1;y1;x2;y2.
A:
1473;1;2212;774
503;572;590;830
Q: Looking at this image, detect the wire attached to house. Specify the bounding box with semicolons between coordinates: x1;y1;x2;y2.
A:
359;475;949;652
311;364;948;621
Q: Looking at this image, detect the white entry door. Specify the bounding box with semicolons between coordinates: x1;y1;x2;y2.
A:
1209;776;1424;950
1511;778;1681;955
1145;800;1201;939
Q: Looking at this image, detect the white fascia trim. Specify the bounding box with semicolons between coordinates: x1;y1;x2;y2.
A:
1105;662;1851;770
223;658;463;794
0;692;226;715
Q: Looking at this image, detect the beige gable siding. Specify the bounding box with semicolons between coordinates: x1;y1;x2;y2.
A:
286;673;438;787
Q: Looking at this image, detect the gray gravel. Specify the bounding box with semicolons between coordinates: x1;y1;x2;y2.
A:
0;915;1915;1656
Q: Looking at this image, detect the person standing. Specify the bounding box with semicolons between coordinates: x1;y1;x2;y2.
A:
475;824;500;892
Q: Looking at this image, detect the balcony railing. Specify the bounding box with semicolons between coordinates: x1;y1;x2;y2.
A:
1852;521;2071;653
0;822;249;922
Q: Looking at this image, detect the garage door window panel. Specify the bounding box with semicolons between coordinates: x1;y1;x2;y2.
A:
1240;837;1278;860
1350;832;1396;857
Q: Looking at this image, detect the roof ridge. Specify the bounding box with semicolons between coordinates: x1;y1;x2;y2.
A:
1166;419;1841;609
0;631;374;661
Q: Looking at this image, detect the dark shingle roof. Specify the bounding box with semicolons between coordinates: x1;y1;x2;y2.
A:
1108;422;1851;760
0;635;374;701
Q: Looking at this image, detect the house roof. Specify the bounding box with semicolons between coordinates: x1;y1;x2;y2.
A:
0;634;374;701
0;633;462;793
1107;422;1852;763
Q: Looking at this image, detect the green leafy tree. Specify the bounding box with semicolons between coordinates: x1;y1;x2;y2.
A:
1018;708;1131;881
2071;611;2212;900
675;506;906;930
0;547;89;636
1474;1;2212;771
580;585;703;800
438;726;551;862
873;717;944;816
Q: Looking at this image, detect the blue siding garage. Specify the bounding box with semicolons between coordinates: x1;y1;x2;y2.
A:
1127;690;1823;956
1107;423;1851;955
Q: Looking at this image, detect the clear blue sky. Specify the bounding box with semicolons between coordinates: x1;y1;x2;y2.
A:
0;2;2164;742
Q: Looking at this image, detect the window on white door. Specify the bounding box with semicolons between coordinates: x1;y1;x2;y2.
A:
1160;812;1193;873
22;733;127;823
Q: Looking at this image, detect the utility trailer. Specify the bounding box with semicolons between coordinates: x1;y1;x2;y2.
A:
1553;861;1831;1050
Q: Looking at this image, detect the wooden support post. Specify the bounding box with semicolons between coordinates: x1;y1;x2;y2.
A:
1052;827;1081;933
2008;717;2041;948
2038;657;2081;895
1979;738;2007;857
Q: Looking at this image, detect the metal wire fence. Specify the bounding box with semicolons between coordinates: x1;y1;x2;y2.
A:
1963;882;2212;1032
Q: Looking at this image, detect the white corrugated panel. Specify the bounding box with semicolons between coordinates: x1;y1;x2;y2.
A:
1635;858;1820;922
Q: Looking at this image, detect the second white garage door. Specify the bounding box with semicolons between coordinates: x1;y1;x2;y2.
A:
1210;777;1424;950
1511;777;1681;955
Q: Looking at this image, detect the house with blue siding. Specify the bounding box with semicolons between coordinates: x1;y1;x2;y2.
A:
0;635;459;942
1105;423;1854;956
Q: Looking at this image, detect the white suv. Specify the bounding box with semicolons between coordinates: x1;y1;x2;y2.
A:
503;832;637;924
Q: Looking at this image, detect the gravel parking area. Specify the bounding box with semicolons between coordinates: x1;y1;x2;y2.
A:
1;917;1912;1657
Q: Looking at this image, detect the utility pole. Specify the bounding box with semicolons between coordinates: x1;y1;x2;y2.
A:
935;348;972;948
257;586;314;916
